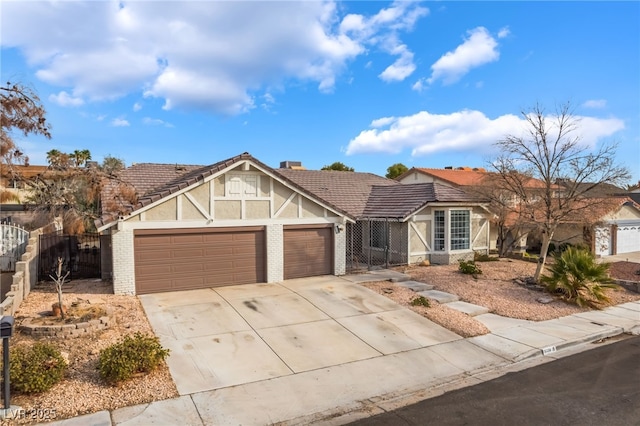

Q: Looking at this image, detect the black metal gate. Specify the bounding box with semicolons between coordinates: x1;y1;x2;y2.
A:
346;219;408;273
38;233;102;281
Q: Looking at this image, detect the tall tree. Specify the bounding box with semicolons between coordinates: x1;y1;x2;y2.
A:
25;151;134;233
491;102;629;281
385;163;408;179
321;162;354;172
1;82;52;201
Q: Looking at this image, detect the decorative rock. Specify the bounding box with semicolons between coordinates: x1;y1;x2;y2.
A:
536;296;555;304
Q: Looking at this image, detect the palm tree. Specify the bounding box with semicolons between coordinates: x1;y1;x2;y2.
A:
71;149;91;167
540;247;618;309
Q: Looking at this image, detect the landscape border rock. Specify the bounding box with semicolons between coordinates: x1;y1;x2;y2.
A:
614;279;640;294
18;306;115;338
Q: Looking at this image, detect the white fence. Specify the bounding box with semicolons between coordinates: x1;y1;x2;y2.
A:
1;221;30;271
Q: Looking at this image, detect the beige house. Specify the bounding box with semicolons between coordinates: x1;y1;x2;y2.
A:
98;153;492;295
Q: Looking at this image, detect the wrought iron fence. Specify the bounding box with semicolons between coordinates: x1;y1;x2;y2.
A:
0;222;29;272
38;233;102;281
346;219;408;273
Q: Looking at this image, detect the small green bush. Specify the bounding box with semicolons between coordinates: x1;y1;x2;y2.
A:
8;342;67;394
458;260;482;278
98;333;170;385
410;296;430;308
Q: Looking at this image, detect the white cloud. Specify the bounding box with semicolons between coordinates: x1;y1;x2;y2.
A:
142;117;174;128
582;99;607;109
427;27;501;86
111;118;130;127
379;42;416;82
133;102;142;112
1;1;427;115
346;109;625;156
49;91;84;107
497;27;510;39
343;2;428;83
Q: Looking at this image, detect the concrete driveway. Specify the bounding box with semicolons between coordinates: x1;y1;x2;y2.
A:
139;275;462;395
602;251;640;263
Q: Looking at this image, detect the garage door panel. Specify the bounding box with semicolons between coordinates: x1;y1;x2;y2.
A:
617;225;640;254
135;235;173;247
284;227;332;280
135;228;265;294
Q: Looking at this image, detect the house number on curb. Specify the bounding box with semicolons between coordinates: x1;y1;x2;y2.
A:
541;345;557;355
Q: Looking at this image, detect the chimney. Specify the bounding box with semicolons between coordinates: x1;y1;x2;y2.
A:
280;161;305;170
444;166;453;170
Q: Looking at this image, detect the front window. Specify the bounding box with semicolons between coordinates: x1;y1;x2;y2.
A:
434;211;445;251
433;209;470;251
450;210;470;250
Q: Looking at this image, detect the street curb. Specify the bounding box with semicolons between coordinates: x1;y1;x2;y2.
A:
306;328;631;426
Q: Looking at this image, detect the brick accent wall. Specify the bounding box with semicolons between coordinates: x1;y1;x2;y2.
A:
334;226;346;276
266;224;284;282
112;228;136;295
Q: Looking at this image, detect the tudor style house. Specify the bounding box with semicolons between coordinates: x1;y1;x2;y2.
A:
97;153;492;295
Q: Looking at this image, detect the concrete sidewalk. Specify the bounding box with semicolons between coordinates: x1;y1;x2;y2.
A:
40;274;640;426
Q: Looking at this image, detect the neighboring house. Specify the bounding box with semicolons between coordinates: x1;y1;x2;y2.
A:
547;181;640;256
0;164;48;203
97;153;491;295
0;164;49;225
590;198;640;256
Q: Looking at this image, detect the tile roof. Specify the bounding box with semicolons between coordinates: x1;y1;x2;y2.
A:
408;168;488;186
402;167;553;190
98;153;488;229
135;153;255;208
275;169;399;218
362;183;485;219
115;162;207;197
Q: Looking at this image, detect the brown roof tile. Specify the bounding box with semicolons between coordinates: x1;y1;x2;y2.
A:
362;183;484;219
275;169;399;218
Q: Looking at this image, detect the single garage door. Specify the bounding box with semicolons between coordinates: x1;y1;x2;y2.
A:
617;223;640;254
134;227;265;294
284;225;333;279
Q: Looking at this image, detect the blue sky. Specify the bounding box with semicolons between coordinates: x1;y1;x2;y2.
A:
2;1;639;184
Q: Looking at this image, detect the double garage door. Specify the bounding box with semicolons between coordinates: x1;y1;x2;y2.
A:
134;225;332;294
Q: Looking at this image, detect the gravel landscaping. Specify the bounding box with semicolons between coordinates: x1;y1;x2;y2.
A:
2;257;638;424
362;258;640;338
2;280;178;425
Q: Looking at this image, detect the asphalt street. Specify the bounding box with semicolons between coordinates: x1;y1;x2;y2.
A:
349;336;640;426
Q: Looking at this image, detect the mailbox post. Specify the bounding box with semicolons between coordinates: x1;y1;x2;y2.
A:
0;316;14;411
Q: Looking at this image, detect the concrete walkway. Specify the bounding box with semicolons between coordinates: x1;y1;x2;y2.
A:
41;272;640;426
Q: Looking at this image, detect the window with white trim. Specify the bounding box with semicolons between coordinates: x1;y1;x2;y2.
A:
450;210;470;250
432;209;471;252
434;211;445;251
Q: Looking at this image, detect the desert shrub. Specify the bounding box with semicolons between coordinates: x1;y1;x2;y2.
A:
8;342;67;393
540;247;618;309
459;260;482;278
410;296;430;308
98;332;170;385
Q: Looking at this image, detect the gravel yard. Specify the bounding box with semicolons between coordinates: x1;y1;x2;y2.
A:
2;280;178;425
362;258;640;338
